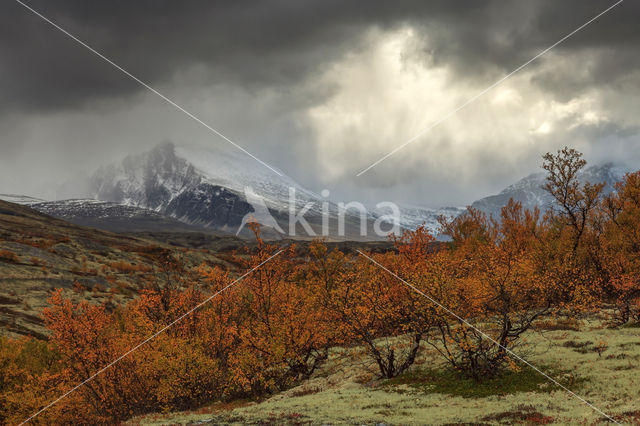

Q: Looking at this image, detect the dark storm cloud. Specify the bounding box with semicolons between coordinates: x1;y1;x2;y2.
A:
1;0;638;205
0;0;407;112
405;0;640;94
1;0;637;114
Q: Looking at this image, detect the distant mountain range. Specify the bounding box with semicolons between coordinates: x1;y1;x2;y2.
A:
1;143;634;240
373;162;631;235
470;163;630;220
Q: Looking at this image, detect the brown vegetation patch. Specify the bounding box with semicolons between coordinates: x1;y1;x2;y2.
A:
480;404;554;424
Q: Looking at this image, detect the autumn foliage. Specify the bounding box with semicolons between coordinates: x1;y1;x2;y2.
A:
601;171;640;322
1;148;639;424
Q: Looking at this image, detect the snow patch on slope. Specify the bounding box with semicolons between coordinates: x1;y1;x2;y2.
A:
0;194;47;205
174;144;324;212
371;203;464;235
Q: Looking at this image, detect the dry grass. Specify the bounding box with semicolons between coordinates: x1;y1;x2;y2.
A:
0;200;226;339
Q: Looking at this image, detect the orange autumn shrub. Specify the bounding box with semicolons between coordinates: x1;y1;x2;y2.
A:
108;260;152;274
0;249;20;263
220;231;335;392
540;147;605;311
3;286;231;423
601;171;640;323
315;235;437;379
0;333;89;425
410;201;554;379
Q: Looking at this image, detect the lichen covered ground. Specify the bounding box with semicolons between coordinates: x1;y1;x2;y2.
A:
131;318;640;425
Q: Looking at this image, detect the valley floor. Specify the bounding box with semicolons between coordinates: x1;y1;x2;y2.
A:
129;318;640;425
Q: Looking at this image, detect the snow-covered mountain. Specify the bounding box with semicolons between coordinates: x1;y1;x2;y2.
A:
36;142;634;240
471;163;631;220
59;142;376;239
0;194;46;205
174;145;323;213
371;204;464;236
85;142;323;213
374;162;632;236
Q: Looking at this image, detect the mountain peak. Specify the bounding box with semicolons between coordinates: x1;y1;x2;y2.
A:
473;161;631;219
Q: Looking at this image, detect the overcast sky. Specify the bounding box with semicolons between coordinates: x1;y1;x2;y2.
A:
1;0;639;206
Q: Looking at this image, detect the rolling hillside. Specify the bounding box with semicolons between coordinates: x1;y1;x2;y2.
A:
0;200;238;338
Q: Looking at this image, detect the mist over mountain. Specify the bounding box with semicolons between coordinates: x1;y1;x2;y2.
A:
52;143;379;240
